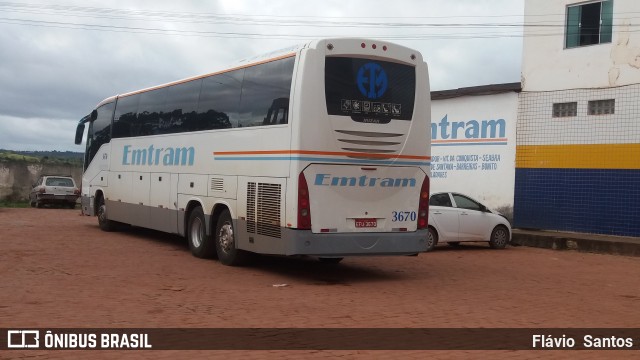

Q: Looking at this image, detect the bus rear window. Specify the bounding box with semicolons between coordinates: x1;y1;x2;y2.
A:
325;57;415;123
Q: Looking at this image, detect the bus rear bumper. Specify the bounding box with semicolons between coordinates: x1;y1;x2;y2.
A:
282;228;429;256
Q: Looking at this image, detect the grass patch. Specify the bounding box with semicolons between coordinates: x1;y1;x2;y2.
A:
0;150;83;166
0;201;30;208
0;151;40;163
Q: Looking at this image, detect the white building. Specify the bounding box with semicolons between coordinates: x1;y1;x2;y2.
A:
515;0;640;236
430;84;520;215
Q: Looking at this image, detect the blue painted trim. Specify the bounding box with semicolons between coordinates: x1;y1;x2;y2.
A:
432;142;508;147
514;168;640;237
214;156;430;166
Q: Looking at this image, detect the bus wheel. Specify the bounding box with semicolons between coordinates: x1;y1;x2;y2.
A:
187;207;216;258
97;196;116;231
215;209;250;266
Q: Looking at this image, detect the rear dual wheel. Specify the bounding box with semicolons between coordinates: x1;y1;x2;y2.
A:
187;207;251;266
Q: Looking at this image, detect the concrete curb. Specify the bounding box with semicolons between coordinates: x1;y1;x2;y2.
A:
511;229;640;257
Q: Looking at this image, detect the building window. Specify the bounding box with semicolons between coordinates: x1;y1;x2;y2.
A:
588;99;615;115
566;0;613;48
552;102;578;117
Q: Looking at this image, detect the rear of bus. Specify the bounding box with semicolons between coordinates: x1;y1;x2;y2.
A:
286;38;431;256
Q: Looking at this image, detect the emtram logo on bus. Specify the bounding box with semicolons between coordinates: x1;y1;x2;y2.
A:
122;145;195;166
357;62;388;99
314;174;416;188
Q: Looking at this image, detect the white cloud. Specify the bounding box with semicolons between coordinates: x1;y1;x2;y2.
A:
0;0;524;151
0;115;81;151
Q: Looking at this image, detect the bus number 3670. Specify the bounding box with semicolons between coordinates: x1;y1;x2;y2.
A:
392;211;417;222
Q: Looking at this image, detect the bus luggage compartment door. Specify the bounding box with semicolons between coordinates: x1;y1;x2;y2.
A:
303;164;425;234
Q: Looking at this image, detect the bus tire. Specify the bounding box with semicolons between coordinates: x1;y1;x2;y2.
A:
215;209;250;266
187;207;216;259
97;196;116;232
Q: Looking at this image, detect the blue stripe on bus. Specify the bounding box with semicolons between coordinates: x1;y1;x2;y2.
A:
432;142;508;147
214;156;430;166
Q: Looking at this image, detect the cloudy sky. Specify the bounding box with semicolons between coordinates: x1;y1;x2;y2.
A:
0;0;524;151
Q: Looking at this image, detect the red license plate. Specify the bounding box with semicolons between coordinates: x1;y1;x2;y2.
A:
355;218;377;228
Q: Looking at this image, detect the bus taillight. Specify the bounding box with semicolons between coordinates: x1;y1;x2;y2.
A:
298;172;311;230
417;176;430;229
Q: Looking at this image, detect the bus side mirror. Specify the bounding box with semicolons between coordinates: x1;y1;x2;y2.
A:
90;109;98;121
75;124;85;145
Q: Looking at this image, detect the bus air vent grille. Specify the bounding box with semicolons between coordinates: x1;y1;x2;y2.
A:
246;182;256;234
334;130;405;158
210;177;224;192
257;183;282;238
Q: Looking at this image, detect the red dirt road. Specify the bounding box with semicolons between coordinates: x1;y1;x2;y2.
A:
1;208;639;359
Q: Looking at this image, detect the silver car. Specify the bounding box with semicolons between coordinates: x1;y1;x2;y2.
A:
30;175;80;208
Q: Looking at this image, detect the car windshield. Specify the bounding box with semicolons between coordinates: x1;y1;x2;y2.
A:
45;178;74;187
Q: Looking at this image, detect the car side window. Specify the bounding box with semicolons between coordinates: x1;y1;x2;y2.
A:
429;193;453;207
452;194;482;211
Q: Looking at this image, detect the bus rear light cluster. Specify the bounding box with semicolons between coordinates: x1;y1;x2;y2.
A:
417;176;430;229
297;172;311;230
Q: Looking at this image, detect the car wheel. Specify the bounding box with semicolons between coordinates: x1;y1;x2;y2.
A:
448;242;460;247
97;196;116;231
319;257;343;264
489;225;509;249
187;207;216;259
67;202;76;209
426;227;438;252
35;200;43;208
215;209;251;266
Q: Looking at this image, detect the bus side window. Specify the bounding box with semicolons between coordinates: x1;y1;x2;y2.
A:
112;95;139;138
263;98;289;125
164;80;200;133
198;70;243;130
239;56;294;128
138;87;168;136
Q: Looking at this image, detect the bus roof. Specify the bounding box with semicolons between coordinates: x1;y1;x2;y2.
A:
92;38;421;109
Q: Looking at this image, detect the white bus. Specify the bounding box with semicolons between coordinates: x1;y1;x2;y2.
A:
75;38;431;265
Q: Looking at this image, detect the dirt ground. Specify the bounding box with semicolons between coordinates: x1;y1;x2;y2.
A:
1;208;639;359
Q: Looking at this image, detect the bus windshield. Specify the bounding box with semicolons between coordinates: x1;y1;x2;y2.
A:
324;57;416;123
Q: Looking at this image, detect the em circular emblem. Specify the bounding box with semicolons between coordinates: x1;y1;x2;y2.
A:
356;62;388;99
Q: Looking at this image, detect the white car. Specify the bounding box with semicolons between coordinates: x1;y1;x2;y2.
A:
426;192;511;251
29;175;80;209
